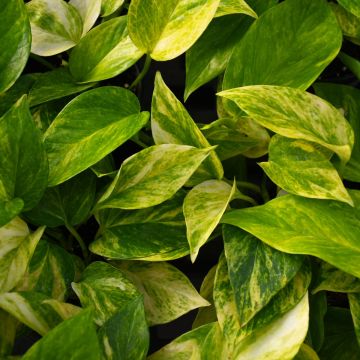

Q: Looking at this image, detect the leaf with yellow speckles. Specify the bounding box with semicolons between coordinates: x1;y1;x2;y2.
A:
215;0;257;18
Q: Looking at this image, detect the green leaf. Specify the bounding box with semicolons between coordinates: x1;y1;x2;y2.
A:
313;82;360;182
16;240;76;301
28;68;95;107
339;52;360;81
312;262;360;294
349;293;360;347
222;191;360;278
26;0;83;56
0;0;31;93
98;296;149;360
97;144;212;210
218;85;354;165
215;0;257;18
0;291;81;336
71;261;141;325
0;96;48;211
127;0;220;61
101;0;124;17
148;322;224;360
115;261;210;326
223;225;303;327
223;0;341;115
308;292;327;352
338;0;360;18
90;192;189;261
0;199;24;228
69;16;143;83
184;180;235;262
0;310;17;357
0;217;45;293
69;0;101;35
259;135;353;205
25;171;96;228
151;72;223;184
294;344;320;360
22;309;101;360
319;307;360;360
44;87;148;186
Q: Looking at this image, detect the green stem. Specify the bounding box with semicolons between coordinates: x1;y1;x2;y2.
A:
129;54;152;89
30;54;56;70
66;225;89;263
236;181;261;194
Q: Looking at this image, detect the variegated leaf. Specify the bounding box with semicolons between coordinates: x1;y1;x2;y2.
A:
215;0;257;18
22;309;101;360
128;0;220;61
294;344;320;360
218;85;354;165
69;0;101;35
223;0;341;115
101;0;124;17
0;199;24;228
184;180;235;262
0;310;17;357
26;0;83;56
0;217;45;293
90;191;189;261
222;191;360;278
97;145;212;210
16;240;76;301
99;296;149;360
71;261;141;325
151;72;223;184
260;135;353;205
44;87;148;186
69;16;143;83
0;0;31;93
115;261;209;326
148;322;224;360
223;225;303;327
0;291;81;336
349;293;360;347
338;0;360;17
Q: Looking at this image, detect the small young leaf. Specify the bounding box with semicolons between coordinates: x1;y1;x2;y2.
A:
215;0;257;18
69;0;101;36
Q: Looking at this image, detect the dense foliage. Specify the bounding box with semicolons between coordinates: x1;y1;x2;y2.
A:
1;0;360;358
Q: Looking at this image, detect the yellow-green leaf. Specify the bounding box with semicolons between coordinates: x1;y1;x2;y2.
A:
215;0;257;18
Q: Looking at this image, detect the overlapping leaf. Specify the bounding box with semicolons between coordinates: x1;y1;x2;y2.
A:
215;0;257;18
0;310;17;357
69;0;101;36
0;199;24;228
101;0;124;17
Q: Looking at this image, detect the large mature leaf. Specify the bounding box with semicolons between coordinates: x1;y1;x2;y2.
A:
97;145;212;210
223;0;342;114
259;135;353;205
127;0;220;61
0;199;24;228
115;261;209;326
0;217;45;293
99;296;149;360
101;0;124;17
0;96;48;211
314;83;360;182
25;171;96;228
69;16;143;83
151;72;223;184
215;0;257;18
22;309;101;360
69;0;101;35
222;191;360;278
338;0;360;18
0;0;31;93
90;192;189;261
28;68;95;107
148;322;224;360
0;310;17;357
319;307;360;360
44;87;148;186
72;261;141;325
223;225;303;327
16;240;76;301
26;0;83;56
218;85;354;165
184;180;235;262
0;291;80;336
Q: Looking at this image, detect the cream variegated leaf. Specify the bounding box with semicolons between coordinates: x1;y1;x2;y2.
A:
128;0;220;61
260;135;353;205
184;180;235;262
0;292;81;336
114;261;210;326
26;0;83;56
218;85;354;166
71;261;141;326
151;72;223;184
69;0;101;36
0;218;45;293
215;0;257;18
97;144;212;210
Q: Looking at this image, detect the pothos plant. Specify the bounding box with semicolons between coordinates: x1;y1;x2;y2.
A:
1;0;360;358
